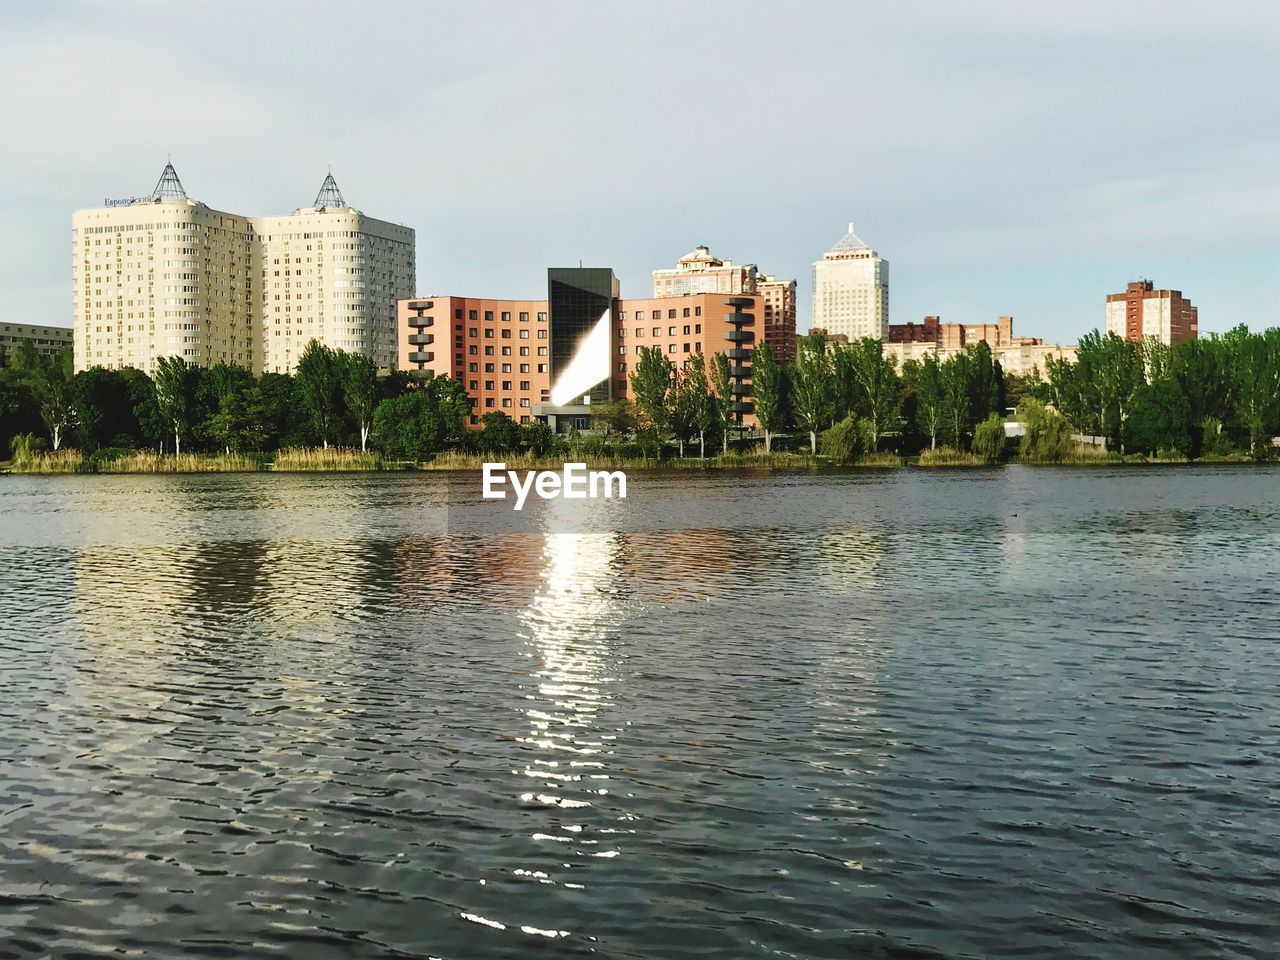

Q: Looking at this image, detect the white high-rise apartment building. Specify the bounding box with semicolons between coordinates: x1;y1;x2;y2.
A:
71;164;415;374
811;224;889;341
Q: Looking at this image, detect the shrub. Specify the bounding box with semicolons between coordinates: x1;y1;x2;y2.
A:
971;416;1008;463
919;446;983;466
1018;399;1074;463
820;416;874;464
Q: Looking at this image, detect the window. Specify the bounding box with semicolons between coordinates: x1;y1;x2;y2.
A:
683;343;691;353
537;363;547;373
695;307;701;317
501;346;511;356
485;397;494;407
468;345;478;355
519;347;529;356
469;327;478;337
501;312;510;321
618;311;627;320
519;380;530;390
468;380;478;390
652;327;660;337
484;380;494;390
618;346;626;354
538;346;547;356
668;309;676;319
484;328;494;338
484;346;494;356
519;329;529;339
520;399;529;408
617;328;625;338
668;344;676;353
695;324;701;334
668;326;676;336
502;381;511;390
635;345;642;355
519;312;529;322
519;363;529;373
485;363;494;372
501;363;511;372
683;308;690;318
455;308;464;319
683;325;690;335
484;311;494;321
537;312;547;322
469;362;478;372
469;310;477;320
537;330;547;339
634;328;642;338
618;362;627;371
501;329;511;339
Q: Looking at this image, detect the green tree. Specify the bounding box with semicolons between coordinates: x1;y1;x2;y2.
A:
295;340;342;448
591;398;637;440
912;353;945;450
13;344;75;450
152;355;195;455
1225;326;1280;458
1124;378;1191;456
521;420;557;456
72;366;138;449
837;338;900;447
971;415;1007;463
820;415;873;464
208;386;270;453
709;351;738;453
790;333;835;454
1018;398;1073;463
681;353;716;459
477;411;522;454
341;351;379;452
629;346;675;442
371;375;468;460
749;342;785;453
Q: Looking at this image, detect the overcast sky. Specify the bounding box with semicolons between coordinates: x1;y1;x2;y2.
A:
2;1;1278;343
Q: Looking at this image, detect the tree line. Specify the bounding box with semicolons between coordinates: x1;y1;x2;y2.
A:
617;326;1280;461
1;340;475;460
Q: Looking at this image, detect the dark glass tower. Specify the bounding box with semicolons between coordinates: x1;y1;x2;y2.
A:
547;267;618;405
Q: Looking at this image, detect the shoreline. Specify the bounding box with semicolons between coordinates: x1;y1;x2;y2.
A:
2;452;1266;476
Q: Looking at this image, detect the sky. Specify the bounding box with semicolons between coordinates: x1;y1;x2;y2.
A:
1;0;1278;344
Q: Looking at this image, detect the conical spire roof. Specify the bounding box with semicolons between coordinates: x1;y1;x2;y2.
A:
828;222;870;254
150;161;188;200
313;172;346;208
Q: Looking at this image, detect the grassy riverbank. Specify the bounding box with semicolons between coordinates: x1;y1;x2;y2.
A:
3;445;1269;475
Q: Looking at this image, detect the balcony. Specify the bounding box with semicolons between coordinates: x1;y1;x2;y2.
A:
725;329;755;343
407;300;434;311
408;351;434;364
731;400;754;414
725;347;751;360
729;383;751;396
724;296;754;309
407;315;434;328
407;333;434;345
729;365;749;378
723;312;755;325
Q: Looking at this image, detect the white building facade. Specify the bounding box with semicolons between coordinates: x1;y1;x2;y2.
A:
811;224;889;341
71;165;414;374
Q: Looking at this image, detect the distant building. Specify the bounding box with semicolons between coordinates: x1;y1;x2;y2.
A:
652;245;756;297
758;275;797;363
1;323;73;360
812;224;889;341
72;162;414;374
1105;280;1197;345
399;273;761;428
653;247;795;363
887;315;1042;351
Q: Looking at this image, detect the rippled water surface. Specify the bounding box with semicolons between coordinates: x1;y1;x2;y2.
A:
2;467;1279;959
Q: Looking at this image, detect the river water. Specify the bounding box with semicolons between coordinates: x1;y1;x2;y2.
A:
1;467;1277;959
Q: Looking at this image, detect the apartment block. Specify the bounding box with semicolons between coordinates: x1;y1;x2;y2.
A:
653;246;795;363
887;315;1041;351
71;163;414;374
1105;280;1197;345
399;273;761;429
1;323;74;360
398;297;551;424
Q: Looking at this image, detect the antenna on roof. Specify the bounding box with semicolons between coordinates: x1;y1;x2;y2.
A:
848;222;854;233
314;171;346;208
151;161;187;200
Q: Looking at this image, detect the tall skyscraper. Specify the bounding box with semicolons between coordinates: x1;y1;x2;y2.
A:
811;224;889;341
1105;280;1198;345
757;275;797;363
71;163;415;374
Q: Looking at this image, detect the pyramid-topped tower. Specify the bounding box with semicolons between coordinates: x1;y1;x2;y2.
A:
150;161;188;200
312;172;346;209
812;221;889;341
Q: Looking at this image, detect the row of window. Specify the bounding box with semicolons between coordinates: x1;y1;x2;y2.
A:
619;324;701;338
618;307;702;320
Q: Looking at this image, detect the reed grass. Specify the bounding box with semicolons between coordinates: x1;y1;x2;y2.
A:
10;448;85;473
855;451;908;467
918;446;984;467
271;447;383;471
99;451;266;473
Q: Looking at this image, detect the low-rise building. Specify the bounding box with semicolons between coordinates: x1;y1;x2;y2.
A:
1;323;73;360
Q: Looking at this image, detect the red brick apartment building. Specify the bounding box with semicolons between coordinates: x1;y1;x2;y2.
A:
399;290;762;427
887;314;1041;350
1105;281;1197;345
